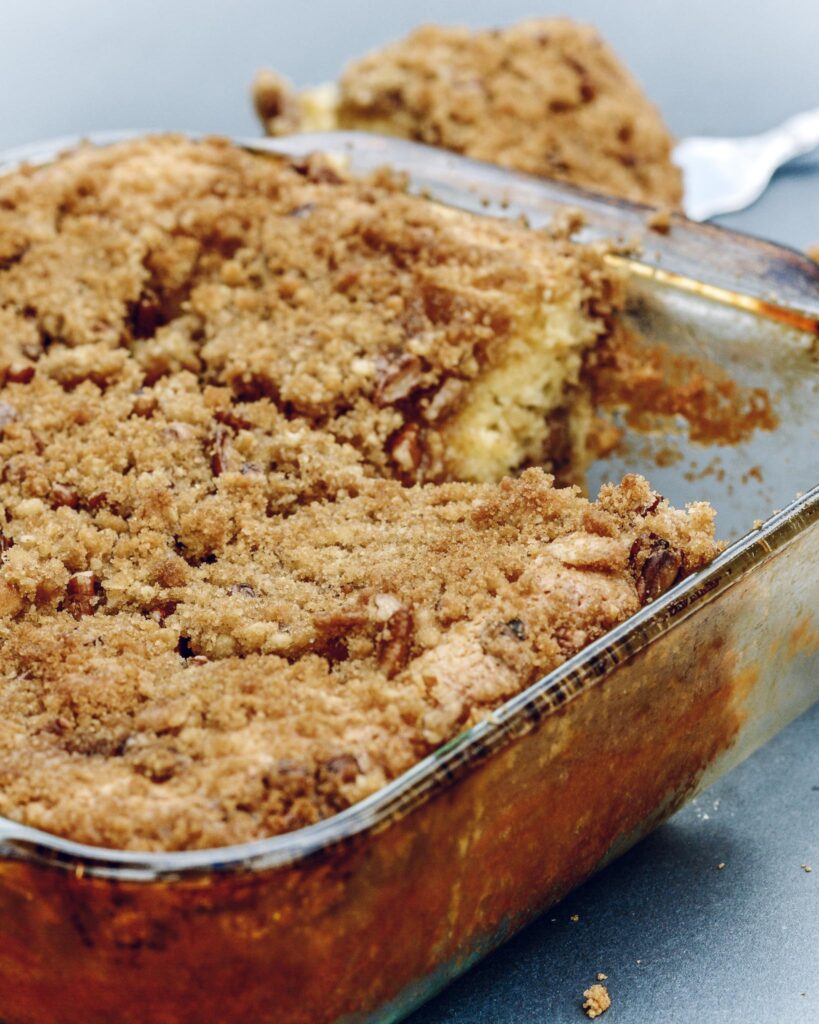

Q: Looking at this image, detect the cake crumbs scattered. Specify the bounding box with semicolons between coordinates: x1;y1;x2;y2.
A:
582;983;611;1019
570;914;581;922
718;862;726;870
647;208;672;234
801;864;812;873
597;973;608;981
549;207;587;240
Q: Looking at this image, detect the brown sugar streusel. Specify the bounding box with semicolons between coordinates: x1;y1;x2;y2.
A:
0;136;719;851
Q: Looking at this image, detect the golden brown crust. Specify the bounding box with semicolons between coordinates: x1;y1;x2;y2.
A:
0;136;717;851
255;18;683;207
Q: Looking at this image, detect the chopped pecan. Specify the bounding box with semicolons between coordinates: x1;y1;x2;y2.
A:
149;601;177;624
5;364;35;384
130;745;181;783
373;352;423;406
65;571;101;618
130;292;164;339
322;753;360;784
378;605;414;679
291;154;344;185
314;753;361;812
629;534;683;603
640;492;663;516
51;483;80;509
423;377;464;422
209;425;233;476
87;492;108;511
503;618;527;641
214;408;252;431
314;607;370;631
388;422;423;476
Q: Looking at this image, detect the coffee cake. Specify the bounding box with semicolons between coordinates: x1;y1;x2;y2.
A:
0;136;718;850
254;18;683;207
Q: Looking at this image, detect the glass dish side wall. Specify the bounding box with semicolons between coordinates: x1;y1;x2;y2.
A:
0;515;815;1024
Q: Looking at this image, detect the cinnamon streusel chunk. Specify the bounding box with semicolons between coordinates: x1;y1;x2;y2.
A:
0;136;717;851
254;18;683;207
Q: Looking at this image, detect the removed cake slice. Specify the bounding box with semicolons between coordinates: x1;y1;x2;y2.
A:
254;18;682;207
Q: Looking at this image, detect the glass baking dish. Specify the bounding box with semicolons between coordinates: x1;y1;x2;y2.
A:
0;133;817;1024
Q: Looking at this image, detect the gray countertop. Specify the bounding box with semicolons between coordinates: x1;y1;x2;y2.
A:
0;2;816;1021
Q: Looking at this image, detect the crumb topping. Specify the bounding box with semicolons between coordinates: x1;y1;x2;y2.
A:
0;136;718;851
255;18;683;208
582;982;612;1018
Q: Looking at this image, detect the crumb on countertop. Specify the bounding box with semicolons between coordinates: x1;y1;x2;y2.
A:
582;983;611;1018
647;208;672;234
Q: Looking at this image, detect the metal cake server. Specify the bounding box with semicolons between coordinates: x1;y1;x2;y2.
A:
676;106;819;221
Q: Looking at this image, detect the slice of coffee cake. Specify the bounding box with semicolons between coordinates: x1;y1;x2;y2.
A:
254;18;682;207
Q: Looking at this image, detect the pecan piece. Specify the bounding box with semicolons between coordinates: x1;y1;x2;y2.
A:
640;492;663;516
130;292;164;339
322;753;360;784
503;618;527;641
5;364;35;384
51;483;80;509
629;534;683;603
423;377;464;423
209;425;233;476
291;154;344;184
378;605;414;679
65;571;101;618
214;408;252;431
87;492;108;511
315;753;361;812
373;352;423;406
388;422;422;476
149;601;177;624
